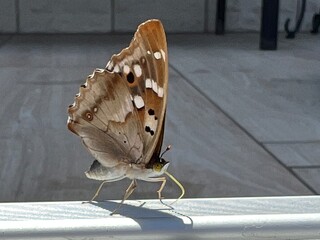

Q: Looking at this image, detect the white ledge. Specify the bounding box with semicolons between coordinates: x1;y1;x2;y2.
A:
1;196;320;240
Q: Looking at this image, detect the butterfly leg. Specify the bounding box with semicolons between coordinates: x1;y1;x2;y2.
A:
144;177;166;200
111;179;137;215
156;177;166;200
90;180;108;202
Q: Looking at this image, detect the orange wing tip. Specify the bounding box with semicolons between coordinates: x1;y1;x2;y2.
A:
135;19;165;39
105;19;166;70
138;19;163;28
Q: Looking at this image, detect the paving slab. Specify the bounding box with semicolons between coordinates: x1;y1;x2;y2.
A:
0;35;313;202
164;69;312;198
293;168;320;194
168;33;320;142
264;142;320;167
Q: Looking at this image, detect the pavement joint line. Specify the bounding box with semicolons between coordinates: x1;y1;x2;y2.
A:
169;63;318;195
291;165;320;169
263;140;320;144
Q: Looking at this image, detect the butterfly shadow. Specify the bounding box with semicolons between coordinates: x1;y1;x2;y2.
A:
88;200;194;232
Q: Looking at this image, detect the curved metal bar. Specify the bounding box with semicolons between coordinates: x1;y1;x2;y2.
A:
1;197;320;239
285;0;306;39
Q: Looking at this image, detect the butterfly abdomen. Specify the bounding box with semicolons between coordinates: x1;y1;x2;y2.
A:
86;159;164;181
85;160;126;181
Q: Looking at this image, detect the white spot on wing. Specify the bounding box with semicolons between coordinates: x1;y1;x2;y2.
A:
67;116;72;123
158;87;164;97
152;80;158;93
160;49;166;61
133;95;144;109
133;64;142;77
145;78;152;88
114;65;120;73
154;52;161;60
106;61;113;71
147;50;151;55
123;65;130;74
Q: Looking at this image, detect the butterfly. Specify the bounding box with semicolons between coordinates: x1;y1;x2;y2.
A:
67;19;184;213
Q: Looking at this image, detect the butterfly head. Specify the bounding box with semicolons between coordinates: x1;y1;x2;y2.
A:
152;145;171;173
152;157;169;173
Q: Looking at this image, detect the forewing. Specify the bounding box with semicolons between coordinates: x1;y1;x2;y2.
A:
106;19;168;164
67;19;168;168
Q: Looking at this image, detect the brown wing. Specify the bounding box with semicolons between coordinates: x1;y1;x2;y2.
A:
67;19;168;168
106;19;168;165
67;70;143;167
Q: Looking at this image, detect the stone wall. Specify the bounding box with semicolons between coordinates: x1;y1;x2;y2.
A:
1;0;319;33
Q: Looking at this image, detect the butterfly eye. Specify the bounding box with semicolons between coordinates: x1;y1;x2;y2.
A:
153;163;163;172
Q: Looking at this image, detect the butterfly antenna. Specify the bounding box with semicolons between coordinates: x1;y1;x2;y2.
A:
164;171;185;205
160;145;171;158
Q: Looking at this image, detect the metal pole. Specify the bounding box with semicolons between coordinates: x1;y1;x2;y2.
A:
215;0;226;35
260;0;279;50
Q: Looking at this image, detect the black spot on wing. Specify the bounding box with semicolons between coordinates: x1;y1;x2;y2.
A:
127;72;134;83
145;125;155;136
148;109;155;115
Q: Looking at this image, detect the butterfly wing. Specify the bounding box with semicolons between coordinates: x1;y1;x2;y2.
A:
68;70;144;168
67;19;168;169
106;19;168;165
